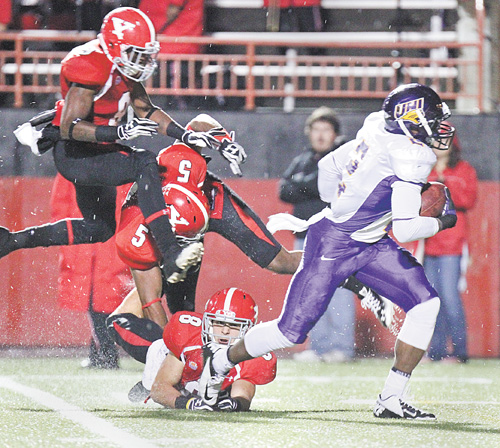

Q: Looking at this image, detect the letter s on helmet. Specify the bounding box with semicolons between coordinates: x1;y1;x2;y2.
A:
202;288;258;346
98;7;160;82
383;83;455;150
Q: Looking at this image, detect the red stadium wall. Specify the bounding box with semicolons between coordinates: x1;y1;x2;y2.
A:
0;177;499;358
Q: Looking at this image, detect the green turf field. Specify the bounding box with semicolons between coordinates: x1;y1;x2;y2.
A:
1;356;499;447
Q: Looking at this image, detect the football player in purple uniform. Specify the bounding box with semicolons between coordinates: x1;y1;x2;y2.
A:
198;84;458;421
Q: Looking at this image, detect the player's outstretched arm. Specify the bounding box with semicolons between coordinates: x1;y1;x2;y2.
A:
150;353;214;411
129;82;219;150
150;354;186;408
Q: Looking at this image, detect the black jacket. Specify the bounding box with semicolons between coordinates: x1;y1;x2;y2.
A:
279;137;346;238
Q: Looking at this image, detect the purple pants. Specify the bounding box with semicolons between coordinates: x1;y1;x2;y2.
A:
278;218;437;344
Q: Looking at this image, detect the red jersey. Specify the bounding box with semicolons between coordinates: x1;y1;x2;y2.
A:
139;0;203;54
57;39;131;126
157;143;207;189
115;143;208;269
425;160;478;256
164;311;277;392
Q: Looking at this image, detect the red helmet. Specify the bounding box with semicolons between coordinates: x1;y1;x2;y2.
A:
202;288;258;345
98;7;159;82
163;183;209;242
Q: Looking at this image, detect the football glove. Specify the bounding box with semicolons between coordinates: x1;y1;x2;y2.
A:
117;118;158;141
216;394;242;412
437;186;457;230
174;393;215;411
219;139;247;177
181;130;221;151
187;397;215;411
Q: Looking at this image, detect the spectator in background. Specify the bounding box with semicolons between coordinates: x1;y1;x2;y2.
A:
13;0;46;30
424;129;477;363
50;174;134;369
279;106;355;363
139;0;204;109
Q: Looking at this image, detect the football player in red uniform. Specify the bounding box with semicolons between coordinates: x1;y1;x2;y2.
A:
1;7;246;282
129;287;276;411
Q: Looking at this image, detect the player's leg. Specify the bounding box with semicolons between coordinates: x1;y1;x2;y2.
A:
0;183;116;260
106;312;164;364
131;266;168;327
162;264;200;314
355;237;439;420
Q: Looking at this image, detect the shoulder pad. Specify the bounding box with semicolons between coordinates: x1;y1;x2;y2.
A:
61;40;112;87
388;139;436;183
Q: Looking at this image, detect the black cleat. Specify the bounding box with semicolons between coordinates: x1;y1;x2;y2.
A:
374;395;436;420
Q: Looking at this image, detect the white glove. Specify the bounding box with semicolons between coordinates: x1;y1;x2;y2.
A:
14;122;43;155
117;118;158;141
181;130;220;150
219;139;247;177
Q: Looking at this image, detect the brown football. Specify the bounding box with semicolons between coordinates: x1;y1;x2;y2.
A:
420;182;446;217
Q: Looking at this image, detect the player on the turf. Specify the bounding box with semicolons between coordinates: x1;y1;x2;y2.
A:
125;287;276;411
198;83;458;421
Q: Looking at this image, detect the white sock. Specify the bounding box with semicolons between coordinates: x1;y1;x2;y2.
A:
380;368;410;400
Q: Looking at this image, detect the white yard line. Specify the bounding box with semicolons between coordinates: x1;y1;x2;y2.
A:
0;377;158;448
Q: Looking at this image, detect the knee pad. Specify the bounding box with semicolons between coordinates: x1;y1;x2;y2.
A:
244;319;295;358
397;297;440;350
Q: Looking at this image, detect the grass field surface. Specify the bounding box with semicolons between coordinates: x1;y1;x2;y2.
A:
1;356;499;447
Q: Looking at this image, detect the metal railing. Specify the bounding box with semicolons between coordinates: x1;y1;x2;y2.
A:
0;28;483;111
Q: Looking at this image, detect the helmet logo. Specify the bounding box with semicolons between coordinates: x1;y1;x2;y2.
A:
395;97;425;124
110;17;136;40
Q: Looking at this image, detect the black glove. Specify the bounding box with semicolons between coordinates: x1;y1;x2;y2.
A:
216;395;242;412
37;124;61;155
437;186;457;230
117;118;158;141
